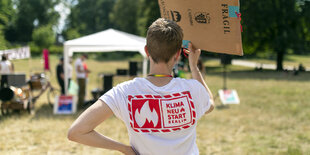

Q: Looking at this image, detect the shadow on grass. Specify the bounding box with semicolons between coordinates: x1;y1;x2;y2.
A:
206;66;310;82
0;110;28;122
30;103;84;120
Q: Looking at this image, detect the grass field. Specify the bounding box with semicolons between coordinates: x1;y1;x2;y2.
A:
244;54;310;68
0;55;310;155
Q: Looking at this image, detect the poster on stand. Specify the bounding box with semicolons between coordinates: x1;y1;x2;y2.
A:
218;89;240;104
54;95;76;114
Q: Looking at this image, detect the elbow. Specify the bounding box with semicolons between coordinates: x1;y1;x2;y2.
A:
205;101;215;115
67;127;78;141
209;103;215;113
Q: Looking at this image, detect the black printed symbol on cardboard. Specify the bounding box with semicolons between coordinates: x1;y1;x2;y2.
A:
194;12;210;24
170;11;181;22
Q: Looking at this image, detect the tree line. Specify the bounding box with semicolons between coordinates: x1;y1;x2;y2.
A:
0;0;309;70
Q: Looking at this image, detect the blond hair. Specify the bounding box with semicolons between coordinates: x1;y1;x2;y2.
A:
146;18;183;63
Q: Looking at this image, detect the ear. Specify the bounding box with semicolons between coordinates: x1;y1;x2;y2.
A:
144;45;150;57
174;49;182;61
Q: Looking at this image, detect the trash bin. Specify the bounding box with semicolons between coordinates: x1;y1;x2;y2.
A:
129;61;138;76
116;69;128;75
102;74;113;92
220;54;232;65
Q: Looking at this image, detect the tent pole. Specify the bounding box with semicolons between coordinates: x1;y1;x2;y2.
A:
64;46;69;95
143;57;148;77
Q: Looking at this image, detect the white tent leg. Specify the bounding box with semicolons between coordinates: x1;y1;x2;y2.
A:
142;57;148;77
64;46;69;95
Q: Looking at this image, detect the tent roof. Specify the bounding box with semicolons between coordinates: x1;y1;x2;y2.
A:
64;28;146;57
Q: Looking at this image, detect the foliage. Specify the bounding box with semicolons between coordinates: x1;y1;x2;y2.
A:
0;0;309;70
30;43;63;56
241;0;310;70
137;0;161;36
0;0;14;49
32;25;56;49
5;0;60;43
63;0;115;39
109;0;139;35
62;28;80;40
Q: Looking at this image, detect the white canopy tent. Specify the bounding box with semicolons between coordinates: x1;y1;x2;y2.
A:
63;28;148;94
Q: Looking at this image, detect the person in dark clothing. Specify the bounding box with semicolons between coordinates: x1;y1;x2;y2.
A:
56;57;65;94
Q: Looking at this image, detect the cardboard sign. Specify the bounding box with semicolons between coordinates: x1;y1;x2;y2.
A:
218;89;240;104
54;95;76;114
158;0;243;55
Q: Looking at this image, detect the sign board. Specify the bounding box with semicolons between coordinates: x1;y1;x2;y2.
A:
218;89;240;104
0;46;31;60
158;0;243;55
54;95;76;114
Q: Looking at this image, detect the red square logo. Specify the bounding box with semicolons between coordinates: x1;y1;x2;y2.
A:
128;92;196;133
131;99;162;129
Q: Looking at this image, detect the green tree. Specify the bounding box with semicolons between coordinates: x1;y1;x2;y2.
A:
32;25;55;49
0;0;15;49
296;1;310;54
241;0;309;70
137;0;161;36
109;0;139;34
63;0;115;39
5;0;60;43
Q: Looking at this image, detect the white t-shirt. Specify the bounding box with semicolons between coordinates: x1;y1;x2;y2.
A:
74;58;85;79
99;77;212;155
0;60;12;74
67;64;73;79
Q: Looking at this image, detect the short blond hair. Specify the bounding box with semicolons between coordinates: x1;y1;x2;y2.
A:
146;18;183;63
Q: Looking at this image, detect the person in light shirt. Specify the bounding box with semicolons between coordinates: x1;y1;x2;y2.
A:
74;54;90;108
68;18;214;155
0;54;14;88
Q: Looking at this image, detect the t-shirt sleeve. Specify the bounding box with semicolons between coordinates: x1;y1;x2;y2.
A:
193;80;212;119
99;86;123;120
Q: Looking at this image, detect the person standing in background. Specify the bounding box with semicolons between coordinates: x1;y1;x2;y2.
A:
56;57;65;94
75;54;90;109
67;57;73;89
0;54;14;88
82;61;90;99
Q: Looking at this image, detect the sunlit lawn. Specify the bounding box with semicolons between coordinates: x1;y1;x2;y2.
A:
0;55;309;154
243;54;310;68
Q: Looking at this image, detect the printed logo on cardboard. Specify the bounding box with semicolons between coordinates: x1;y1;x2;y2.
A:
128;91;196;133
194;12;210;24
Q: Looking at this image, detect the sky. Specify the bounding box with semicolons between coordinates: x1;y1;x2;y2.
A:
54;2;71;34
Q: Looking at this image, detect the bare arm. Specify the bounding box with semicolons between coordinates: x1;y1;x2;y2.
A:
11;62;14;72
187;43;214;114
68;100;135;154
77;65;83;73
60;73;64;80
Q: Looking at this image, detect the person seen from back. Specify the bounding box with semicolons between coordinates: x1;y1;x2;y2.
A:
68;18;214;155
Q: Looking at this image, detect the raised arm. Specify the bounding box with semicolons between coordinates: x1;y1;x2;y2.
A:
187;43;214;114
67;100;135;154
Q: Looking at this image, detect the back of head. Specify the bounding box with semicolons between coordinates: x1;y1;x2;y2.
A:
146;18;183;63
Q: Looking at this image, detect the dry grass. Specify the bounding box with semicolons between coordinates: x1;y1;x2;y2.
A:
0;56;310;154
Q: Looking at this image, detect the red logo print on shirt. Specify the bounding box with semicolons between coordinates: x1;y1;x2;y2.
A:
128;91;196;133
